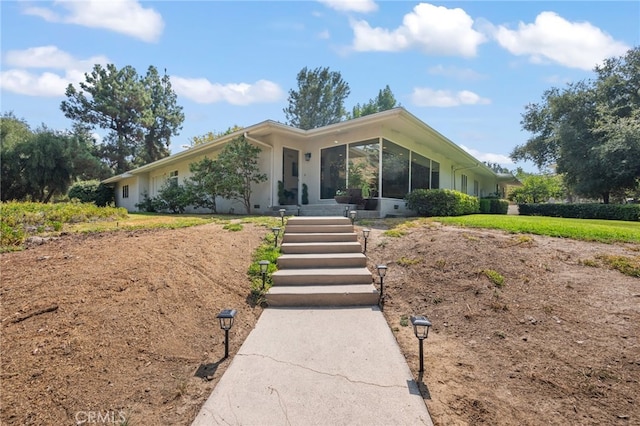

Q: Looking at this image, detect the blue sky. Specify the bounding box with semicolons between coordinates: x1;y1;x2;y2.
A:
1;1;638;172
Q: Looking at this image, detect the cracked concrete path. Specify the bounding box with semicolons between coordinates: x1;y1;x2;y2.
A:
192;307;433;426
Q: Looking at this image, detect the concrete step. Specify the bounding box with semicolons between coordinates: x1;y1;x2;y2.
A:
272;267;372;286
284;224;354;234
277;253;367;269
280;242;362;254
282;232;358;243
286;216;352;226
265;284;379;307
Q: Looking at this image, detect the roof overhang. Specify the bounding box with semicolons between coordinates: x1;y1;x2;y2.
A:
102;107;510;184
496;173;522;186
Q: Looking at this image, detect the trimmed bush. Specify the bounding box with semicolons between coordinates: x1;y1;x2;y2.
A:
518;203;640;221
479;198;509;214
405;189;480;217
68;181;114;207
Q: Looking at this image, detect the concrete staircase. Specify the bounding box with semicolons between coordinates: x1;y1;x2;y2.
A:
266;216;379;307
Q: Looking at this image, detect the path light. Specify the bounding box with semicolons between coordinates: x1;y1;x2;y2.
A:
349;210;357;225
410;315;432;372
271;227;281;248
377;264;387;306
279;209;286;226
344;206;349;217
259;260;270;290
297;206;301;216
217;309;237;359
362;229;370;254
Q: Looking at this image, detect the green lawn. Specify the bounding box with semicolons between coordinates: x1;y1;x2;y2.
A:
433;214;640;244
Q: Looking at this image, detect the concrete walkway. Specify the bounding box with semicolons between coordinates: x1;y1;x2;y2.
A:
192;307;433;425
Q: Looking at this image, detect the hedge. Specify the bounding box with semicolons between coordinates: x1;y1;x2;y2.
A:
405;189;480;217
68;180;114;207
518;203;640;221
479;198;509;214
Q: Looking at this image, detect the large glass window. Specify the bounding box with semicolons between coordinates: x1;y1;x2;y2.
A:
382;140;409;199
320;145;346;199
431;161;440;189
410;153;430;191
348;139;379;197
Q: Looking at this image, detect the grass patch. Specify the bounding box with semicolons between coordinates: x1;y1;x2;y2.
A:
223;223;243;232
595;254;640;277
482;269;505;287
399;315;409;327
397;256;421;266
247;218;283;305
434;214;640;244
383;228;407;238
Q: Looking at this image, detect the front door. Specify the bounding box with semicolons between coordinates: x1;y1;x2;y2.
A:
282;148;299;205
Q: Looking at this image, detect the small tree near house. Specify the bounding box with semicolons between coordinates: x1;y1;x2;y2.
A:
184;157;225;213
216;136;267;214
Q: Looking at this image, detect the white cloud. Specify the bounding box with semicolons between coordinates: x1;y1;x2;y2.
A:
350;3;486;57
171;76;285;105
427;64;485;81
0;70;71;97
460;144;513;165
318;0;378;13
5;45;108;71
23;0;164;43
494;11;629;70
0;46;109;97
317;29;331;40
411;87;490;107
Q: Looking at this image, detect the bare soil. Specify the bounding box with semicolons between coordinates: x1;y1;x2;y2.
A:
1;220;639;425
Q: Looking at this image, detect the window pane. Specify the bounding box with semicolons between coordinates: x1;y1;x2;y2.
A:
382;139;409;198
348;139;379;197
320;145;346;199
431;161;440;189
411;152;430;191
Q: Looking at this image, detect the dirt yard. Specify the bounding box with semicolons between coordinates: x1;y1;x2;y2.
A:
1;219;638;425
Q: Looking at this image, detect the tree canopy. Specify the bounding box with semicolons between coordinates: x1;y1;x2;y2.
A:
189;125;244;146
1;114;111;203
283;66;350;130
350;85;398;119
511;47;640;203
61;64;184;174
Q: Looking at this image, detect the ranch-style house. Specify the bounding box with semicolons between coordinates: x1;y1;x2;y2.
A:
103;107;518;217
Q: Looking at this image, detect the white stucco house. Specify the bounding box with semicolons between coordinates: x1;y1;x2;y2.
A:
103;107;518;217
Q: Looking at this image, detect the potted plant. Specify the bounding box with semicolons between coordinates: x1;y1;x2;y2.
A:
334;189;351;204
363;173;379;210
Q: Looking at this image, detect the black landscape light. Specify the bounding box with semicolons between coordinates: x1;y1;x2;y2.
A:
410;315;432;372
344;206;349;217
377;264;387;305
217;309;237;359
349;210;357;225
362;228;370;254
259;260;270;290
271;227;281;247
279;209;286;226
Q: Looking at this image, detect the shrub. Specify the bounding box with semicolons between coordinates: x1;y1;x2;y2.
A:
405;189;480;217
518;203;640;221
479;198;509;214
68;181;114;207
1;220;25;248
136;183;190;214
